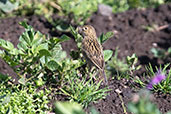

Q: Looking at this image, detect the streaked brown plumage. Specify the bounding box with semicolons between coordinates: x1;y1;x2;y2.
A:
78;25;108;84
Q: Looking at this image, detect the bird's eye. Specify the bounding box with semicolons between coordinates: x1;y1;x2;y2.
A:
83;27;88;31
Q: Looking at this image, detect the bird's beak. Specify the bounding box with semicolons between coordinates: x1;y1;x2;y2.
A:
76;26;82;34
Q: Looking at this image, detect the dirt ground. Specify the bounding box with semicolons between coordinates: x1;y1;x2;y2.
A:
0;3;171;114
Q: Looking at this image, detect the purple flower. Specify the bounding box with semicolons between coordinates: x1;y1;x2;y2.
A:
147;71;166;90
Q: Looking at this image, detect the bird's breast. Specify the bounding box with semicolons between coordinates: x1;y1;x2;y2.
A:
82;38;102;56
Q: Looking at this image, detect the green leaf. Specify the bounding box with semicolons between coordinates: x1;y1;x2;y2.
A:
55;102;85;114
166;112;171;114
0;39;14;51
28;30;34;43
151;48;165;58
2;54;19;66
60;34;71;42
70;25;77;38
39;49;51;57
35;78;44;87
52;50;66;62
50;35;70;45
31;32;43;46
50;44;67;61
103;50;113;62
0;0;18;13
18;77;26;85
9;48;19;55
99;33;104;44
127;103;138;113
19;21;30;29
56;23;70;32
2;95;10;104
46;60;61;71
126;53;138;65
19;23;36;46
40;56;50;65
17;41;27;52
6;41;14;50
0;50;4;56
20;33;31;45
99;32;114;44
33;43;49;54
167;47;171;54
90;107;99;114
37;43;48;50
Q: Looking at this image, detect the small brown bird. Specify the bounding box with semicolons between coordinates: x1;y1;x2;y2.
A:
78;25;108;84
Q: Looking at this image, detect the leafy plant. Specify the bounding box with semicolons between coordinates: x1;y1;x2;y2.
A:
128;89;171;114
145;63;171;93
102;0;129;13
0;21;70;85
59;71;110;108
0;0;60;18
55;102;85;114
128;0;164;8
142;24;160;32
55;102;99;114
107;48;141;79
130;63;171;93
0;75;50;114
56;26;111;108
107;48;129;73
98;31;114;62
126;53;141;75
102;0;166;13
0;22;110;111
151;47;171;61
57;0;102;25
128;90;161;114
0;0;18;13
16;0;58;18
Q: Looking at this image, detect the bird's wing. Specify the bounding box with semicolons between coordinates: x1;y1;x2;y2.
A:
82;38;105;70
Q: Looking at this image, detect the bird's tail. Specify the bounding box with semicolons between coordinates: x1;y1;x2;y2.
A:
100;69;108;85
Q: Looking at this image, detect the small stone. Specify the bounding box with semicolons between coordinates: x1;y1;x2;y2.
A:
152;43;158;47
98;4;113;17
115;89;122;94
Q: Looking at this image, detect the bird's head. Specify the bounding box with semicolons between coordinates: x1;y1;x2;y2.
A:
77;25;97;38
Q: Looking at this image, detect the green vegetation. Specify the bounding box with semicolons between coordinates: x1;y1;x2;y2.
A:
69;25;113;61
0;75;50;114
0;21;69;85
55;102;99;114
102;0;166;13
151;47;171;62
146;64;171;93
0;0;56;18
55;90;171;114
0;22;112;113
0;0;171;113
1;0;170;24
128;89;171;114
107;48;141;80
57;0;102;25
106;48;170;94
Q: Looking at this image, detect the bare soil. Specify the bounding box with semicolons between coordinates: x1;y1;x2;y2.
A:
0;4;171;114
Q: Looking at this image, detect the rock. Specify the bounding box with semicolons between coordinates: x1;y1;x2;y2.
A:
98;4;113;17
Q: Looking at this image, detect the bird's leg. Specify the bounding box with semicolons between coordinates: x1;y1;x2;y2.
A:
90;66;98;82
96;70;108;85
